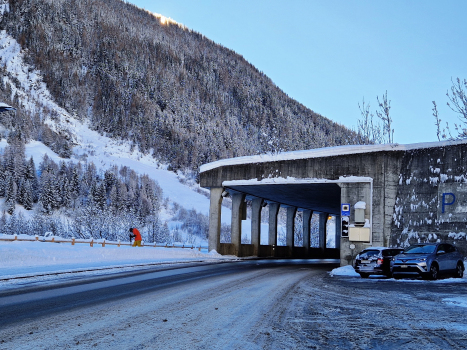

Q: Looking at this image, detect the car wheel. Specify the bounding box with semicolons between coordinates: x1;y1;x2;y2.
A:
429;264;438;280
393;274;402;280
455;262;464;278
359;273;369;278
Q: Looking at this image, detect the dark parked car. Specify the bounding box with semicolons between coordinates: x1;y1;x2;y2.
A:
354;247;404;278
392;243;465;280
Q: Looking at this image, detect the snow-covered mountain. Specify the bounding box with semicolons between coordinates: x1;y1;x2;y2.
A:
0;0;360;171
0;0;350;245
0;19;232;245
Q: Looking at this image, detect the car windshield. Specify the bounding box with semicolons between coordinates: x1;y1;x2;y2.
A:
404;245;436;254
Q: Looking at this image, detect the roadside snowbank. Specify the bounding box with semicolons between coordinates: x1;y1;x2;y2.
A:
0;240;233;282
329;265;360;277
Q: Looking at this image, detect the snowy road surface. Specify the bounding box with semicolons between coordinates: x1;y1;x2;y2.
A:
0;260;466;349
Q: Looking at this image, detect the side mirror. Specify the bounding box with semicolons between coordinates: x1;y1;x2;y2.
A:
437;250;445;255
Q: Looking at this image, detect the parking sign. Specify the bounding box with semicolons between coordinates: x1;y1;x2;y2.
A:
341;203;350;216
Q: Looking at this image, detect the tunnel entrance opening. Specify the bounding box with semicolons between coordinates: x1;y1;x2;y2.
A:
220;181;343;259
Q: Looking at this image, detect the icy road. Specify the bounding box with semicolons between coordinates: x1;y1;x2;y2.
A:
0;260;466;349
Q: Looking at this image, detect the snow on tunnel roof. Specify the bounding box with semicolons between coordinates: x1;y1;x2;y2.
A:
200;139;467;173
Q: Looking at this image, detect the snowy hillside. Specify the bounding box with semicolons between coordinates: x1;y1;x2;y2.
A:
0;8;332;248
1;0;360;172
0;25;236;244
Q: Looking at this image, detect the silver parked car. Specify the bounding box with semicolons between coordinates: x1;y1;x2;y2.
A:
354;247;404;278
392;243;465;280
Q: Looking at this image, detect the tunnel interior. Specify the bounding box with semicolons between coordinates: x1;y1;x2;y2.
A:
225;183;341;215
222;182;342;259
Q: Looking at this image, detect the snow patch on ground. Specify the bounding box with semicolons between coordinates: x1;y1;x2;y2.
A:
329;264;467;284
443;297;467;308
329;265;359;277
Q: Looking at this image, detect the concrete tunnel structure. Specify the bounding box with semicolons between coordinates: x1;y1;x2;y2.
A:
199;140;467;266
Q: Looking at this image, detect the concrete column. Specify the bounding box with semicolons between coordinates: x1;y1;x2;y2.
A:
268;202;280;252
208;187;223;253
319;212;329;253
251;198;263;256
335;215;341;249
302;210;312;255
231;193;246;256
286;207;297;257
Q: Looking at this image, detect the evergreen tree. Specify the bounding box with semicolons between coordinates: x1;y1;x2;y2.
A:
69;167;80;208
5;174;17;215
40;175;61;214
23;180;33;210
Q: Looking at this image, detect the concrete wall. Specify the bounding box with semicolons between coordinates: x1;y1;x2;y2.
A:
390;144;467;256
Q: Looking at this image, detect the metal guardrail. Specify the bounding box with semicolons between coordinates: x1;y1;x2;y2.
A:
0;235;207;251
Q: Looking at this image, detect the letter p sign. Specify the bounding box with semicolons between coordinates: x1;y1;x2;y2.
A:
442;192;456;214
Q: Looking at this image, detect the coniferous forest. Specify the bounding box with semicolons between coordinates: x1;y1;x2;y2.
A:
0;142;172;242
1;0;360;171
0;0;363;241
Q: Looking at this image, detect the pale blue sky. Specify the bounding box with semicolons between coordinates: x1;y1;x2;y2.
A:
129;0;467;144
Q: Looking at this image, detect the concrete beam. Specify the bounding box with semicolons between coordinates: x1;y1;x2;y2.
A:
251;198;264;256
231;192;246;256
208;187;223;252
286;207;297;256
302;210;312;255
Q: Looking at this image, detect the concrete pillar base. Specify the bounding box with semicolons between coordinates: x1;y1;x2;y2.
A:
286;207;297;257
251;198;263;256
208;187;223;252
268;202;280;257
231;192;246;256
302;210;312;255
319;212;329;253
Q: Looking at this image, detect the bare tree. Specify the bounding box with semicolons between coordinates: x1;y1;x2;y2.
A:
433;101;442;141
447;78;467;138
431;101;454;141
376;91;393;143
432;78;467;141
357;98;384;144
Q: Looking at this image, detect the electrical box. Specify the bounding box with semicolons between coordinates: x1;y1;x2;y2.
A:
349;227;370;242
354;201;366;226
355;209;365;225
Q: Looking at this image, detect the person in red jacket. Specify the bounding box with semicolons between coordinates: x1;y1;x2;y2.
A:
129;228;142;247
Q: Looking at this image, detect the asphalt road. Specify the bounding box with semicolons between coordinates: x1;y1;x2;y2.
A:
0;260;466;349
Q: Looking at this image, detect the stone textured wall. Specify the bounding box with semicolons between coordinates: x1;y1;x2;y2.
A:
390;144;467;256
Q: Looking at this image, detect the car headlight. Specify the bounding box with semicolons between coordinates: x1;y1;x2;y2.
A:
418;258;426;262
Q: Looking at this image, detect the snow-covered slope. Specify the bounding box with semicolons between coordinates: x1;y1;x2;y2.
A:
0;27;232;226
